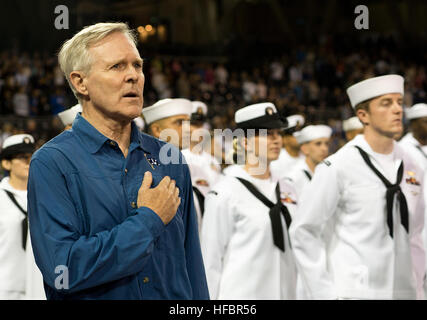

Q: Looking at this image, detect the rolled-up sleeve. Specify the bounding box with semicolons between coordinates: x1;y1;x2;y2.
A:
28;153;165;294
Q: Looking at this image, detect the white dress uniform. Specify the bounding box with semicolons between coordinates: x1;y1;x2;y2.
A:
399;105;427;295
222;164;244;177
286;125;333;198
201;165;298;299
24;238;46;299
270;148;305;179
201;102;299;300
290;134;425;299
286;160;312;197
0;177;27;299
0;177;46;300
181;148;221;233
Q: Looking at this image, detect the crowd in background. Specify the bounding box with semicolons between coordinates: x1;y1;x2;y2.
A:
1;37;426;178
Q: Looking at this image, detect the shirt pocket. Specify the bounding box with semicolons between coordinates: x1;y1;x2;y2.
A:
67;172;127;234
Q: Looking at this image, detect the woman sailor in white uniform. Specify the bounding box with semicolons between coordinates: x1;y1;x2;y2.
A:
0;134;45;299
290;75;426;300
201;102;298;300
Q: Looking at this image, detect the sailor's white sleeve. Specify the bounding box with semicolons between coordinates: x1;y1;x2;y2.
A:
289;161;341;299
411;172;426;299
200;187;235;300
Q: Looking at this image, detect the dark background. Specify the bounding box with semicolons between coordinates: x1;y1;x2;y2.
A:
1;0;427;60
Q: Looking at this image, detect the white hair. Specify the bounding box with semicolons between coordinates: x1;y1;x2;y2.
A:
58;22;137;102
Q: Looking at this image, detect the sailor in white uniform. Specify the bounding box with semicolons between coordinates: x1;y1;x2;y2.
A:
201;102;298;300
343;116;364;141
286;125;332;197
181;101;221;233
399;103;427;293
290;74;426;300
142;98;192;150
270;114;305;179
399;104;427;165
0;134;45;299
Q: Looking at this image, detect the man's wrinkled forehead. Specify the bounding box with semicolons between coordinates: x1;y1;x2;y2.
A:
88;32;141;64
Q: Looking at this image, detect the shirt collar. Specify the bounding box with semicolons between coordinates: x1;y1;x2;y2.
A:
352;133;404;165
72;113;154;154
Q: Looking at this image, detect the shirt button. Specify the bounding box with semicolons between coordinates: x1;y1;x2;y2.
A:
143;277;149;283
124;168;128;174
109;140;116;147
131;201;137;208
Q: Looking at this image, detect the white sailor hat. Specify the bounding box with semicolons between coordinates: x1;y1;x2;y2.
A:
142;98;193;125
191;101;208;116
293;125;332;144
405;103;427;120
191;101;208;123
342;116;363;132
286;114;305;129
1;134;35;159
58;104;82;126
346;74;404;108
235;102;288;130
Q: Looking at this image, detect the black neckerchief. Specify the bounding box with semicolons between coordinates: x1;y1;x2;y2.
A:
236;177;292;252
355;146;409;238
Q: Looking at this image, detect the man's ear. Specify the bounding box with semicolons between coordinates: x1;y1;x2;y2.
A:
356;109;369;126
1;159;11;171
70;71;88;96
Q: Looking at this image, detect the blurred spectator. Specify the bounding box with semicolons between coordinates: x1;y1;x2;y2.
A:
214;63;228;85
12;86;30;117
0;34;426;157
49;87;66;115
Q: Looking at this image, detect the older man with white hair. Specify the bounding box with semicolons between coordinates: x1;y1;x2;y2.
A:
290;75;425;300
27;22;209;300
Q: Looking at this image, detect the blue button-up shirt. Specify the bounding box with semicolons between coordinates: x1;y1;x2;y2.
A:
27;114;209;300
